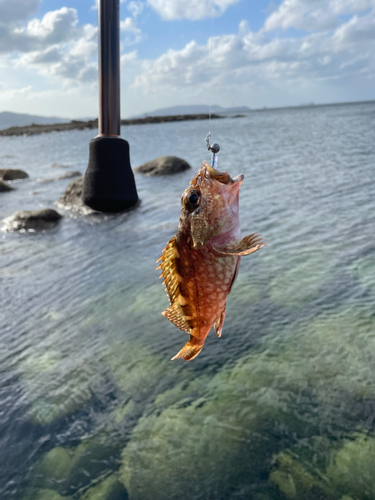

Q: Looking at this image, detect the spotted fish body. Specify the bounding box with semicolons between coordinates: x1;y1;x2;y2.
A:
157;161;265;361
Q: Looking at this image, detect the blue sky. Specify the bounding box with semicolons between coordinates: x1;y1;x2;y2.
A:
0;0;374;118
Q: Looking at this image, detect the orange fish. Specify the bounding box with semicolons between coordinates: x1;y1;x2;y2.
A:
157;161;265;361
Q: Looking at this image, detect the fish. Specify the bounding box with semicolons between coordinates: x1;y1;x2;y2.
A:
156;160;265;361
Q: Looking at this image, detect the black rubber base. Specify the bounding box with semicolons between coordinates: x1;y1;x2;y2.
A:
82;136;139;213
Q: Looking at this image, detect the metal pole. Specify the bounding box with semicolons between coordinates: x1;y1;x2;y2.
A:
82;0;139;213
98;0;121;136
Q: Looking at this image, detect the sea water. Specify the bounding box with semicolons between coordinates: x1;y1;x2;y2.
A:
0;102;375;500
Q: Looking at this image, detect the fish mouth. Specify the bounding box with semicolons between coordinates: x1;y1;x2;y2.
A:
205;162;244;185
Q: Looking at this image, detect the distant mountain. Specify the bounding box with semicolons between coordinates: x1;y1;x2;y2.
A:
0;111;70;130
131;104;251;118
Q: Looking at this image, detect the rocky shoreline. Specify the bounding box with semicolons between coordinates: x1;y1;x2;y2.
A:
0;113;223;137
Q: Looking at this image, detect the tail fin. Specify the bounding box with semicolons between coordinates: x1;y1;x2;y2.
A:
171;336;203;361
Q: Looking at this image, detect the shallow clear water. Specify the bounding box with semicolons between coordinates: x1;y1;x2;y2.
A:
0;102;375;500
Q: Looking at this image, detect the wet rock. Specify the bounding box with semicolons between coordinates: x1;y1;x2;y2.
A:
56;177;96;215
2;208;62;232
19;347;100;425
0;168;28;180
117;307;375;500
22;488;72;500
118;357;282;500
0;180;15;192
103;341;176;399
326;433;375;499
31;444;88;493
134;156;191;176
269;452;320;498
31;438;122;496
81;474;128;500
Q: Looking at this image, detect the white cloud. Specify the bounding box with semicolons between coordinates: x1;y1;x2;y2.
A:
147;0;241;21
121;50;138;65
0;7;81;53
133;14;375;97
127;1;144;18
15;23;98;83
120;17;143;45
25;7;79;44
264;0;375;32
332;9;375;45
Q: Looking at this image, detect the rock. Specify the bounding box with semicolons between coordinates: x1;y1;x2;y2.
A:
31;438;122;496
0;168;28;180
0;180;15;192
269;452;320;498
22;488;72;500
326;433;375;499
134;156;191;176
19;346;100;426
118;358;280;500
31;444;87;494
2;208;62;232
81;474;128;500
56;177;96;215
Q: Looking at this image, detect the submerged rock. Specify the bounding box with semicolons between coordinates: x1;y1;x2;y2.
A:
326;433;375;499
56;177;96;215
81;474;128;500
118;357;284;500
22;488;72;500
0;180;15;192
134;156;191;176
269;452;322;499
19;347;102;426
2;208;62;232
31;444;87;494
0;168;29;180
31;438;123;496
118;306;375;500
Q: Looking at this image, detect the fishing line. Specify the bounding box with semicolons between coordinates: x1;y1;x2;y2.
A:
208;16;213;131
205;13;220;169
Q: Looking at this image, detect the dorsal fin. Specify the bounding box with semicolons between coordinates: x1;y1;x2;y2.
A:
157;237;191;333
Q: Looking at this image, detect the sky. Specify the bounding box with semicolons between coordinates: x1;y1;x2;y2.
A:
0;0;374;118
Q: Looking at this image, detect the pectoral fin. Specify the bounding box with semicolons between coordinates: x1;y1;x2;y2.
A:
213;233;266;257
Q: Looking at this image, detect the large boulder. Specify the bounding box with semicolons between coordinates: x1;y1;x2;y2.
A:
0;180;15;192
2;208;62;231
56;177;96;215
0;168;28;180
134;156;191;176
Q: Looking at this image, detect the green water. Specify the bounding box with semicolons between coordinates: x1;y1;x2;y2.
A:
0;102;375;500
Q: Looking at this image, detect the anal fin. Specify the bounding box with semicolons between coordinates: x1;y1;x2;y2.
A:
162;302;190;333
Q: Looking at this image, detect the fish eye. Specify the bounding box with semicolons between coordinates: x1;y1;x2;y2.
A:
189;193;199;205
